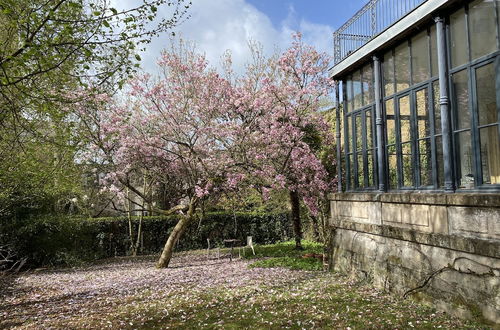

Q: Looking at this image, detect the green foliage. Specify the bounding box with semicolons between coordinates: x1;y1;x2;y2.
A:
245;240;324;271
0;0;190;222
247;240;323;258
0;212;291;267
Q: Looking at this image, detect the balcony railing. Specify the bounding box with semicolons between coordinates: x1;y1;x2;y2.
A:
333;0;429;65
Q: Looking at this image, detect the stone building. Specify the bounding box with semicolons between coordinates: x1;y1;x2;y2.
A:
328;0;500;324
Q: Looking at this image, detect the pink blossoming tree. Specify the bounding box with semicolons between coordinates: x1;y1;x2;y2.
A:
80;35;335;268
234;34;335;249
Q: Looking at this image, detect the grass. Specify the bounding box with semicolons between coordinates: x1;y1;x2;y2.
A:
3;242;491;329
100;273;487;329
244;240;324;271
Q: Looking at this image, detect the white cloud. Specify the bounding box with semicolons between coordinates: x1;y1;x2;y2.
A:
113;0;335;75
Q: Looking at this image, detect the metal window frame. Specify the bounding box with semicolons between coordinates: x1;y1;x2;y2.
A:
447;1;500;191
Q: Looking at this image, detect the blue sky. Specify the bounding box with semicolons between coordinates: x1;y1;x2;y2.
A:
246;0;367;30
118;0;369;74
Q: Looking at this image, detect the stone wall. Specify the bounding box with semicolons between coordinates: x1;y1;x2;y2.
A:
327;192;500;324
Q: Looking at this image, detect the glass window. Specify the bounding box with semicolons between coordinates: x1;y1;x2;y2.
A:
353;70;363;110
355;114;363;151
386;99;396;145
416;88;430;139
452;70;470;130
411;30;430;84
383;50;395;96
476;62;500;185
367;152;375;186
456;131;474;189
395;42;410;91
480;126;500;184
433;81;441;134
346;78;353;112
430;25;438;77
450;9;468;68
436;135;444;188
362;64;374;106
476;63;498;126
386;99;397;189
419;139;433;186
348;154;354;188
399;95;411;143
366;110;373;149
469;0;497;61
347;116;352;152
402;142;413;187
388;145;398;189
357;154;365;187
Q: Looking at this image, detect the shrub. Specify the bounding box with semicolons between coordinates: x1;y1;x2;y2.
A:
0;212;291;268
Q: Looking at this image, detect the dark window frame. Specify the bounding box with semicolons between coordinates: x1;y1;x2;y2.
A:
447;0;500;191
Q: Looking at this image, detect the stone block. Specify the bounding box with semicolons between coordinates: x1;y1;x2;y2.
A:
448;207;494;238
381;203;402;223
406;204;430;227
430;206;448;234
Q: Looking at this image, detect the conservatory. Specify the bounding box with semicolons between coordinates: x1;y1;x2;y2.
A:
328;0;500;324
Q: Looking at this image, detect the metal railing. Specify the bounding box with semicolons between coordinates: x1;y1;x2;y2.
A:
333;0;429;65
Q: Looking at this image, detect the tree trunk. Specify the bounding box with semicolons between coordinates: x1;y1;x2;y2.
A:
310;215;321;242
156;201;195;268
289;190;303;250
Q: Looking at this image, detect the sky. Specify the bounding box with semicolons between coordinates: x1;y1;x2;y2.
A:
130;0;368;74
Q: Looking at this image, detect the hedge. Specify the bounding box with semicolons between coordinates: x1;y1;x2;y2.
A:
0;212;291;267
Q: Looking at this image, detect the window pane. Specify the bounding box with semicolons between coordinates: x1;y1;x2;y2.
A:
353;70;363;110
411;31;430;84
367;152;375;187
386;99;396;145
347;116;352;152
436;135;444;188
480;125;500;184
384;51;395;96
347;78;353;112
430;25;438;77
450;9;468;68
469;0;497;61
456;131;474;189
419;138;433;186
362;64;374;105
366;110;373;149
387;144;398;189
348;154;354;189
452;70;470;130
356;114;363;151
416;88;430;139
402;142;413;187
399;95;411;143
395;42;410;91
433;81;441;134
357;154;365;187
476;63;498;126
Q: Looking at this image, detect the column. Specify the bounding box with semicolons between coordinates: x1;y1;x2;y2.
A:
434;16;455;192
373;55;386;192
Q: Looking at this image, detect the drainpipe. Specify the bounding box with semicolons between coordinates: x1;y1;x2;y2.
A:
434;15;455;192
373;55;386;192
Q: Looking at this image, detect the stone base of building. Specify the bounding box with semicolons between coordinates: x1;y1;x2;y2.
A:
327;192;500;325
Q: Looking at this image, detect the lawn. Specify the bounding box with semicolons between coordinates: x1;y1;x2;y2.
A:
0;241;489;329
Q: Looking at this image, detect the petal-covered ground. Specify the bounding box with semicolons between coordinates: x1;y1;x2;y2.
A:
0;253;487;329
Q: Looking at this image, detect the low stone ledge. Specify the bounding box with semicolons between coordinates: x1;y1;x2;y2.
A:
328;192;382;202
446;193;500;207
329;219;500;259
329;191;500;207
